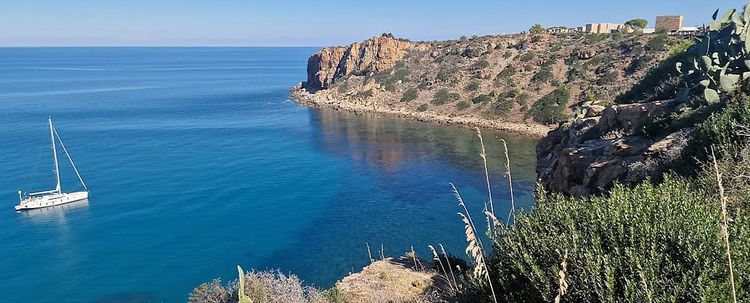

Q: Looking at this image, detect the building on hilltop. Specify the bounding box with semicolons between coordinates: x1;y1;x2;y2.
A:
583;23;626;34
655;16;684;32
546;26;578;34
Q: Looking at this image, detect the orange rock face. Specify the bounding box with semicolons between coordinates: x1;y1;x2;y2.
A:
305;35;414;91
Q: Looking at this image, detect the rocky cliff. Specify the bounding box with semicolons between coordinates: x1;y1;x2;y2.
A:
296;32;689;136
536;99;693;196
305;34;417;92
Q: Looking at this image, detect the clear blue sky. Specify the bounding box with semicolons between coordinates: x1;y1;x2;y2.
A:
0;0;745;46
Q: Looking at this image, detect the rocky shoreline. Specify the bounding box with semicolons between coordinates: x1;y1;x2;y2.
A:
291;87;553;137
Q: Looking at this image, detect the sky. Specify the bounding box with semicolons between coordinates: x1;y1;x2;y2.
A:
0;0;746;47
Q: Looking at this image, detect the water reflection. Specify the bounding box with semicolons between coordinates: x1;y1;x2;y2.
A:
308;109;539;180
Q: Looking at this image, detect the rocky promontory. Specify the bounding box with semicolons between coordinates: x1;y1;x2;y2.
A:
294;32;688;137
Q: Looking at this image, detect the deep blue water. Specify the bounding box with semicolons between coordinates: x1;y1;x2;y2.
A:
0;48;538;303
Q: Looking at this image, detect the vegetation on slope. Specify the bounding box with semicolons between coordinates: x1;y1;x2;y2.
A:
328;31;688;126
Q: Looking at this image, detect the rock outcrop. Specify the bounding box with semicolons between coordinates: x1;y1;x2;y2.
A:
537;99;692;196
305;34;415;92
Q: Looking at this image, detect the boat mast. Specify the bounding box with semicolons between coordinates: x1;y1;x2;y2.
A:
50;117;61;194
52;125;88;190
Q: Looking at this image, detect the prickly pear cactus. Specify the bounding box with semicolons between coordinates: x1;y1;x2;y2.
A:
678;1;750;103
237;265;253;303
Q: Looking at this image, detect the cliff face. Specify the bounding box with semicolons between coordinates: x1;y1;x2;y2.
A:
536;99;692;196
305;35;415;92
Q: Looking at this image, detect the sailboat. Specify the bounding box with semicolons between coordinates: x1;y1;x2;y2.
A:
15;118;89;211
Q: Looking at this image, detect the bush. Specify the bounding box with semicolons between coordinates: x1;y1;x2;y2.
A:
416;104;429;112
475;59;491;69
497;66;517;79
616;41;691;103
519;51;536;62
503;51;514;59
492;97;514;116
647;34;669;51
531;66;554;84
432;89;461;105
189;270;326;303
583;33;607;45
472;94;493;104
462;47;483;58
516;93;530;106
526;87;570;124
465;81;481;92
401;88;418;102
597;70;619;85
480;177;750;303
682;97;750;171
393;69;410;82
336;82;349;94
455;101;471;110
355;89;374;99
529;24;545;35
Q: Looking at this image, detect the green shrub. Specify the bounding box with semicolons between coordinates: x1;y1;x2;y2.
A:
336;82;349;94
503;51;514;59
519;51;536;62
492;97;514;116
646;34;669;51
462;47;482;58
531;66;554;84
497;66;517;80
583;33;607;45
616;41;691;103
597;70;619;85
481;177;750;303
401;88;418;102
393;69;410;82
529;24;545;35
455;101;471;110
432;89;461;105
526;87;570;124
416;104;429;112
472;94;493;104
516;93;530;106
475;59;491;69
682;97;750;171
465;81;481;92
355;89;374;99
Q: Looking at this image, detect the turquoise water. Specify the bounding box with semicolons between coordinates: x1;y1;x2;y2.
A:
0;48;538;303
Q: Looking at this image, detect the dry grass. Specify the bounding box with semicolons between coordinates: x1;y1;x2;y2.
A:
553;250;569;303
712;147;738;303
451;183;498;303
334;259;442;303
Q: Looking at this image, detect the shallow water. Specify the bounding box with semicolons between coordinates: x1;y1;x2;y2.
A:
0;48;538;303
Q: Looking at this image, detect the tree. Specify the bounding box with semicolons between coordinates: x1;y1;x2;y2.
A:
529;24;546;35
625;18;648;29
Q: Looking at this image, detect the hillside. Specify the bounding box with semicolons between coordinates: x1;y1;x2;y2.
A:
294;32;688;136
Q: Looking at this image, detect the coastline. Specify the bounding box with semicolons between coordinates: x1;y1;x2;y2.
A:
291;87;553;137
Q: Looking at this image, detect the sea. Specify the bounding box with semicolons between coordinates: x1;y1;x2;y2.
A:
0;47;538;303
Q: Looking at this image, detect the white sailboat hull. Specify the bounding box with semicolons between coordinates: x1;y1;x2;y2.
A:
15;191;89;211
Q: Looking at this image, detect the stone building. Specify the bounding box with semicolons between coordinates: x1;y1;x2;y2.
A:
655;16;684;32
584;23;625;34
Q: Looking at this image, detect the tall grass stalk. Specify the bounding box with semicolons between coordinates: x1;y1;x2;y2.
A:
712;147;738;303
475;128;495;218
439;244;459;289
553;250;568;303
366;242;374;263
451;183;498;303
429;245;457;292
499;138;516;225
